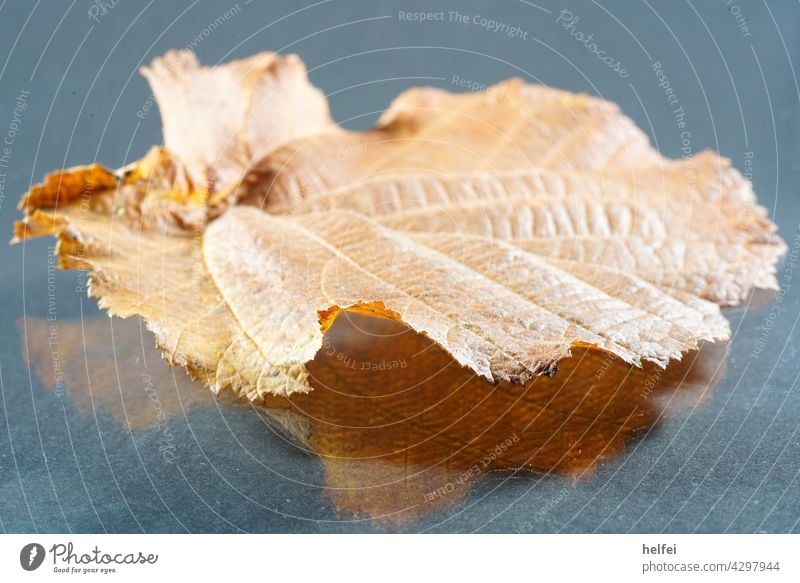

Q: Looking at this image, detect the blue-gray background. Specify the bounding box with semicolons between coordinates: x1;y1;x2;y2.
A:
0;0;798;533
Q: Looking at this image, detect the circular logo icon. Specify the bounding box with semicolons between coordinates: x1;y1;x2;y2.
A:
19;543;46;571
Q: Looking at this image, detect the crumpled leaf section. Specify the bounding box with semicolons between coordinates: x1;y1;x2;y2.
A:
16;50;332;235
141;50;332;202
14;50;786;399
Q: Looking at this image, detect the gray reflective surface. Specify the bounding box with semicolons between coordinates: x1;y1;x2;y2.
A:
0;0;798;533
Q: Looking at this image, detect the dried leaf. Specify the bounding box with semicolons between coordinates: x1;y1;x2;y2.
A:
203;207;729;396
14;51;785;400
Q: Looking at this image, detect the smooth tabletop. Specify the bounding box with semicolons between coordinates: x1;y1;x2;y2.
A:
0;0;798;533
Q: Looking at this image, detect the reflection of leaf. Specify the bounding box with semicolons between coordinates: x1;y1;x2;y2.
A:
14;51;783;400
21;317;215;429
20;314;725;526
275;314;725;525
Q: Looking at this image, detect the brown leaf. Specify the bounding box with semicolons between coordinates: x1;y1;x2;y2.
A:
14;51;784;399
